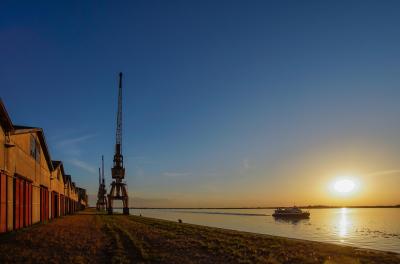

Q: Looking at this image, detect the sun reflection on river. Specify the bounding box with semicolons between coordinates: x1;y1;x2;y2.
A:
339;207;349;242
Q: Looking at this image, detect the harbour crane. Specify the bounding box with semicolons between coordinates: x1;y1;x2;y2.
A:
107;72;129;215
96;155;107;211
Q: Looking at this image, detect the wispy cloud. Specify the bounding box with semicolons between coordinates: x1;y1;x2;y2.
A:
47;129;85;142
163;172;192;178
69;159;97;174
54;134;95;157
366;170;400;177
57;134;95;147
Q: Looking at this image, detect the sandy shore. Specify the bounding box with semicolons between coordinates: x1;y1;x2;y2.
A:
0;208;398;263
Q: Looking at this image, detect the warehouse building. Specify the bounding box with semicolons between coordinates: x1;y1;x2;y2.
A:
0;99;87;233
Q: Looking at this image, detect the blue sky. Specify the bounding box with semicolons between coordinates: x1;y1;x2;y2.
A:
1;1;400;206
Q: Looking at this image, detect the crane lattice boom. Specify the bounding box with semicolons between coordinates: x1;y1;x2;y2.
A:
108;72;129;215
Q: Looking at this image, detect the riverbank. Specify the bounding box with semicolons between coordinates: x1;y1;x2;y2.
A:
0;209;398;263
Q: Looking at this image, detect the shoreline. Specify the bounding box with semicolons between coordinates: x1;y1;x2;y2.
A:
0;209;398;263
140;213;400;255
119;205;400;209
147;215;400;256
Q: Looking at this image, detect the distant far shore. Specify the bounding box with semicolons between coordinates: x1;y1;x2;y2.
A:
111;205;400;210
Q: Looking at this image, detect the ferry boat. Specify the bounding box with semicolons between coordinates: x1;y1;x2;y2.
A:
272;206;310;218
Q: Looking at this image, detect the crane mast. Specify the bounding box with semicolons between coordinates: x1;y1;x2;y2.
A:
96;155;107;211
108;72;129;215
112;72;125;179
115;72;123;161
102;155;105;185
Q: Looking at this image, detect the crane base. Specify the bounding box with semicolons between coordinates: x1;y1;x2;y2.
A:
107;181;129;215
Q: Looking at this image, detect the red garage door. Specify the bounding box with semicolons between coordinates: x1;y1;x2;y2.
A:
0;173;7;233
40;187;49;222
51;191;59;219
14;178;21;229
60;195;64;216
51;192;54;219
66;198;70;215
24;181;32;227
13;177;32;230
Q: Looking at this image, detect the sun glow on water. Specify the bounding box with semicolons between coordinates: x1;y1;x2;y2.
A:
339;207;349;239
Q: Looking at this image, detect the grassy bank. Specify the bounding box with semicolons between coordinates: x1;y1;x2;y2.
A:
0;208;398;263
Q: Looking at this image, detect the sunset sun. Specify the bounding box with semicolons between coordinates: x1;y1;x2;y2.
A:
329;174;361;196
334;179;355;193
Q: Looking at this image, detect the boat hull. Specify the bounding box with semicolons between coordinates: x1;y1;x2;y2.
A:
272;212;310;219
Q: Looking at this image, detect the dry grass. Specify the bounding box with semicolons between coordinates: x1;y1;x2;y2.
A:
0;209;398;264
0;209;110;263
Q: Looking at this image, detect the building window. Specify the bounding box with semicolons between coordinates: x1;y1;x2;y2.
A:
30;136;35;158
35;145;40;162
30;135;40;162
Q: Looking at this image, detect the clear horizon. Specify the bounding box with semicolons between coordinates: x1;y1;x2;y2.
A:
1;0;400;207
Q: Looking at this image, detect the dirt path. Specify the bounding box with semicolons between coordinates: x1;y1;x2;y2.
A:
0;209;399;264
102;215;147;263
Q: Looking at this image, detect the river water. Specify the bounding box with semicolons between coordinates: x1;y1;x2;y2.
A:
128;208;400;253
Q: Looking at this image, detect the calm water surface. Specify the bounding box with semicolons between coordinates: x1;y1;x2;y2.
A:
129;208;400;253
